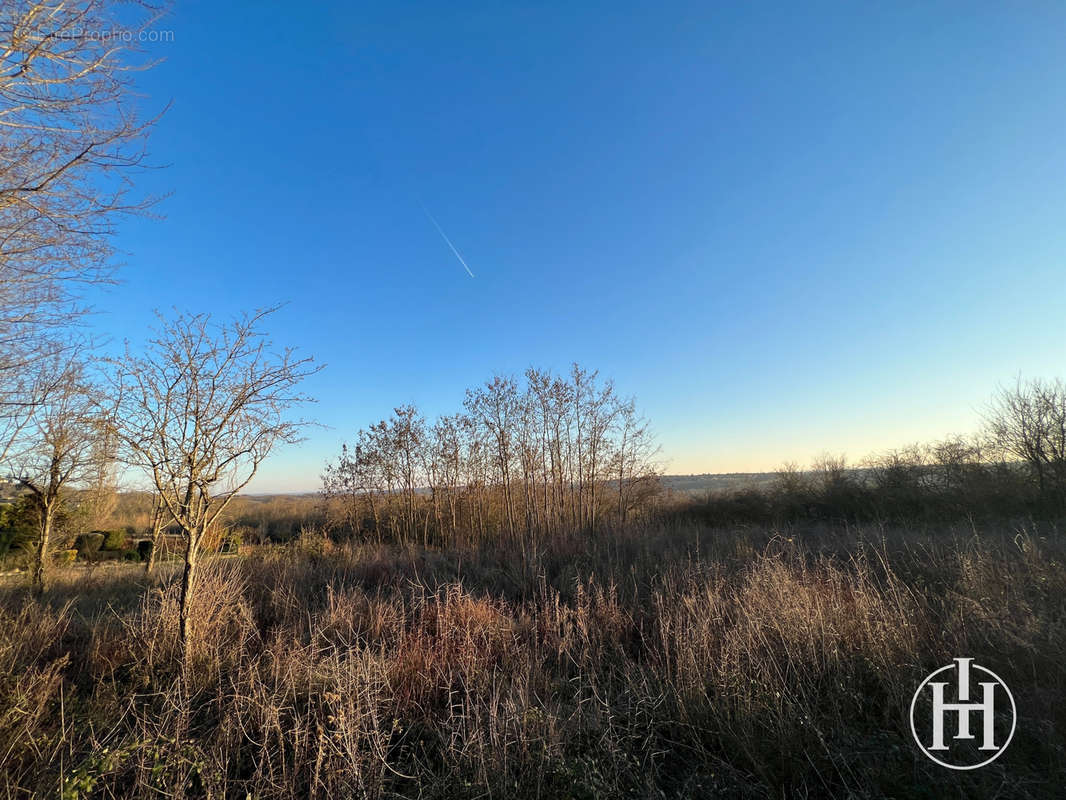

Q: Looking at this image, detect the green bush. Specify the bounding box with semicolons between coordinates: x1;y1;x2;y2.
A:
101;529;127;551
0;497;37;561
122;549;141;563
55;549;77;565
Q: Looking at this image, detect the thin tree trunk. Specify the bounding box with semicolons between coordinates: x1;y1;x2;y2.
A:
432;487;442;545
367;493;380;543
145;529;162;574
145;502;165;574
476;484;485;541
178;530;199;659
32;508;53;595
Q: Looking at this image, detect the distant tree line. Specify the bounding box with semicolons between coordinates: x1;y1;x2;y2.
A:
689;378;1066;527
322;365;662;549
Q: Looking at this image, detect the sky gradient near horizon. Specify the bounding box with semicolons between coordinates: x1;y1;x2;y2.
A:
91;2;1066;492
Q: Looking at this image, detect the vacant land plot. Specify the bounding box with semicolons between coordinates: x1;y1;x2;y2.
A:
1;521;1062;798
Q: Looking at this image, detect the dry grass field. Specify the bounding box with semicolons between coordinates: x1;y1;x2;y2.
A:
3;3;1065;798
0;519;1062;799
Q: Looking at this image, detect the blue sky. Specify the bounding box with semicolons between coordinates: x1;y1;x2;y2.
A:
93;2;1066;492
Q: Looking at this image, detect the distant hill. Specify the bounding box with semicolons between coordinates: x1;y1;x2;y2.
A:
659;473;778;495
242;475;785;499
0;475;783;505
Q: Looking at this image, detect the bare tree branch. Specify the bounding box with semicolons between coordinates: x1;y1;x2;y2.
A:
0;0;169;457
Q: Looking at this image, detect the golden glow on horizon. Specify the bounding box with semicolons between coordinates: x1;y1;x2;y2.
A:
664;410;983;474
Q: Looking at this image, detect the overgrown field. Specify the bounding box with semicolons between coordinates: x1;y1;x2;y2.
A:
1;521;1063;798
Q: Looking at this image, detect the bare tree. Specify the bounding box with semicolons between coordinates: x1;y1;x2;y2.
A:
465;376;520;540
113;307;317;656
928;435;987;493
812;452;850;492
7;354;110;592
430;414;464;543
79;416;121;529
322;441;377;537
576;366;616;530
390;405;425;543
612;398;660;525
985;377;1066;507
0;0;167;457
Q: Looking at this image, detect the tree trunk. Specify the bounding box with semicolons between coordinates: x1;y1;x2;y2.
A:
178;530;199;659
432;487;443;544
32;507;53;595
145;530;161;573
145;504;165;574
367;493;380;543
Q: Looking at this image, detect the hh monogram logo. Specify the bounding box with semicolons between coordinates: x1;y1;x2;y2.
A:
910;658;1016;770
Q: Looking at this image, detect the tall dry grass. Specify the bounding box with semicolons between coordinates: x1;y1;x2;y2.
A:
0;520;1062;798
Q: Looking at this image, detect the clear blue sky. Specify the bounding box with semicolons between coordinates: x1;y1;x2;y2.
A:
93;2;1066;492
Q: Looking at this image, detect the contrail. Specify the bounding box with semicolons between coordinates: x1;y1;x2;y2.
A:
421;203;475;278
